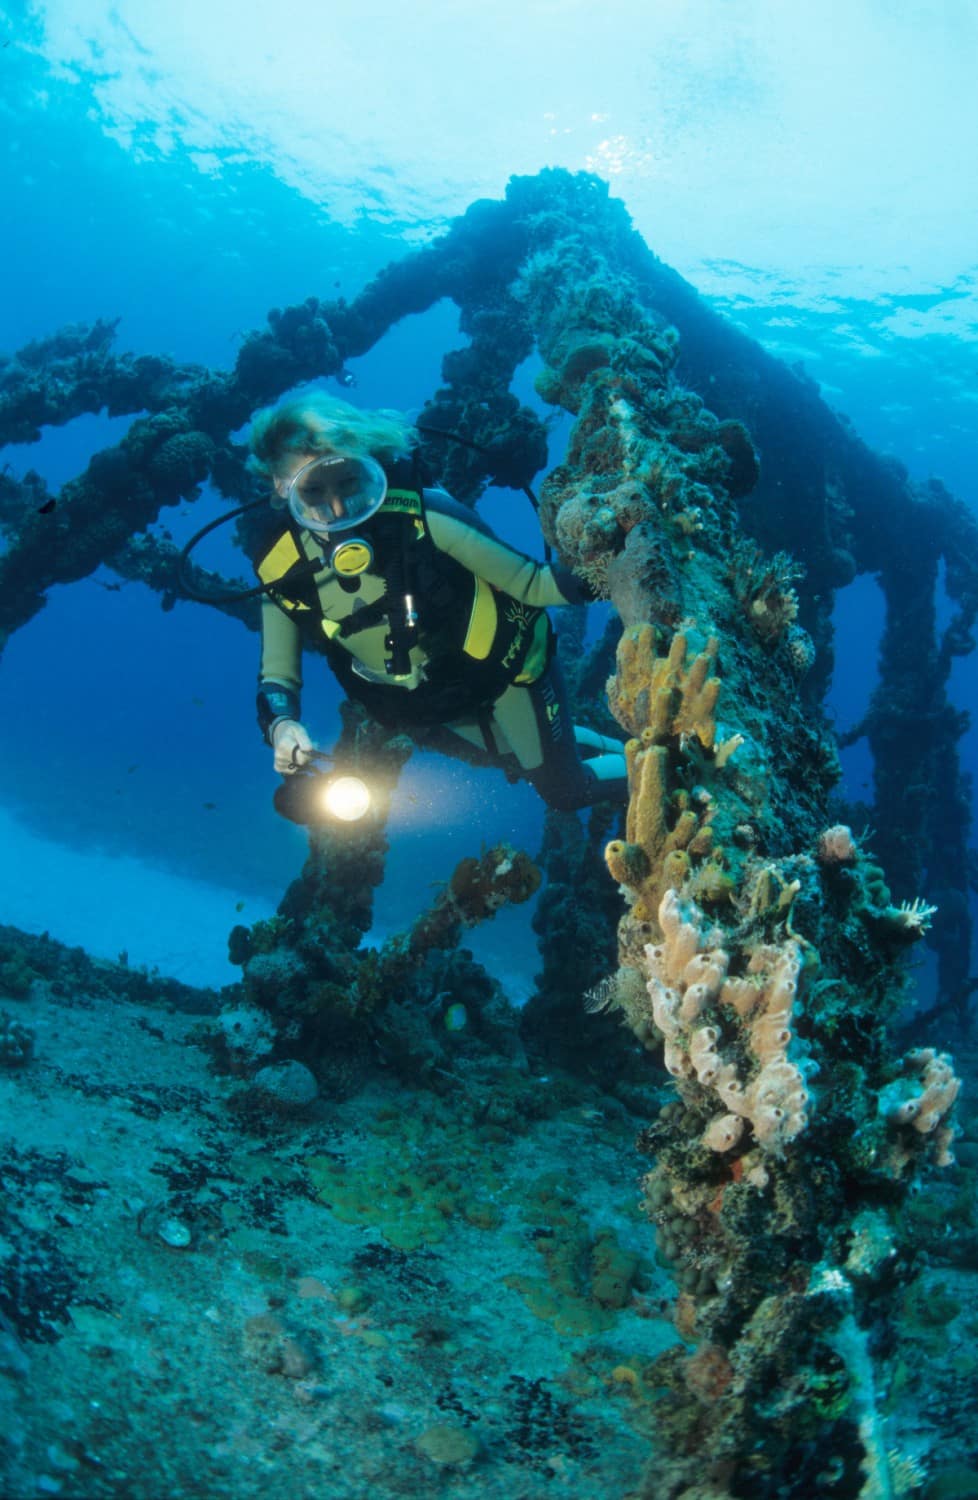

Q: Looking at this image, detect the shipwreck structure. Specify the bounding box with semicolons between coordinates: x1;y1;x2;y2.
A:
1;168;975;1497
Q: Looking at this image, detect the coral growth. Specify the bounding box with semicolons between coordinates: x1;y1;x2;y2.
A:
608;888;811;1155
524;214;962;1497
600;629;746;928
609;628;721;749
647;889;809;1153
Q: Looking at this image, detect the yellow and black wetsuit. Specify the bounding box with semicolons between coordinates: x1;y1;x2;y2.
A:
253;471;626;810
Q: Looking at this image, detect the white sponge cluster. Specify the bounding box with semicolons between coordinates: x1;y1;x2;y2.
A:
882;1047;960;1168
644;889;810;1154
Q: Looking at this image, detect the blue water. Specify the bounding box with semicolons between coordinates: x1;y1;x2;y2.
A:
0;7;975;990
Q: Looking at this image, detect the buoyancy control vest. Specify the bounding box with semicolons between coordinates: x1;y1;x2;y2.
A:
252;462;553;727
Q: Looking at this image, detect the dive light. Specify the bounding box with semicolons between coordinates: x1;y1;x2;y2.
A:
273;748;372;827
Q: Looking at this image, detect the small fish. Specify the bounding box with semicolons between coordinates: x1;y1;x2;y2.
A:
203;801;217;811
234;900;246;913
335;367;357;388
127;764;139;774
37;499;56;514
191;696;204;706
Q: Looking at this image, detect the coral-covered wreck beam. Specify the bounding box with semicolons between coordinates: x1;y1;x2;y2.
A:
0;189;544;643
3;169;975;648
0;319;173;447
516;223;962;1496
231;701;541;1072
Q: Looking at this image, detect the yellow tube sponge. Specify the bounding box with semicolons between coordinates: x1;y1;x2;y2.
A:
608;627;722;750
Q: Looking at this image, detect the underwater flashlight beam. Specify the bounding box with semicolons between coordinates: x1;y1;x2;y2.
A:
320;775;371;822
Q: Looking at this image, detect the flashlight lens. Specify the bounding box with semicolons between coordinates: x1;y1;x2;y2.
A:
322;775;371;822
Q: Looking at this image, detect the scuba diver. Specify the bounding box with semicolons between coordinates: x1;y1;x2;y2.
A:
246;392;628;813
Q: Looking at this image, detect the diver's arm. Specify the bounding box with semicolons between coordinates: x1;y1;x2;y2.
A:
257;596;307;756
424;492;593;606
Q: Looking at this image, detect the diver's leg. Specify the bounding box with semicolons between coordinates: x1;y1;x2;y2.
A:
574;723;629;758
491;663;627;810
428;718;488;754
411;718;503;769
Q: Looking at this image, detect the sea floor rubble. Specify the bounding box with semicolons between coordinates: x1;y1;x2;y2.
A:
0;969;672;1500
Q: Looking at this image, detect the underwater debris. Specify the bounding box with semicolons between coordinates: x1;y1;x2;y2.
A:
414;1423;481;1468
249;1059;320;1115
136;1200;223;1252
0;1010;35;1067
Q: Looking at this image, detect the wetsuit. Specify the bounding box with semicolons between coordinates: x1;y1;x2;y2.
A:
252;473;626;810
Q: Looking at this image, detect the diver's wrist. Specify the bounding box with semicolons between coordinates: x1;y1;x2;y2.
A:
267;716;295;746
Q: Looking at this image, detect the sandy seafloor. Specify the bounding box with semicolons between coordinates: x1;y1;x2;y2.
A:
0;966;679;1499
4;958;978;1500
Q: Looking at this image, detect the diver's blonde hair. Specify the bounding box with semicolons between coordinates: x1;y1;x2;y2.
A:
248;391;417;478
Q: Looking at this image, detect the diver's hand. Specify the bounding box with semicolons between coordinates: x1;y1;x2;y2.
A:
271;719;313;774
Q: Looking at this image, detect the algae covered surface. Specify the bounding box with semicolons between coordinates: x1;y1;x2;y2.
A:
0;966;678;1499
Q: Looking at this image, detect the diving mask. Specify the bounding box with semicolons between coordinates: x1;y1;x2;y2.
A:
286;453;388;536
